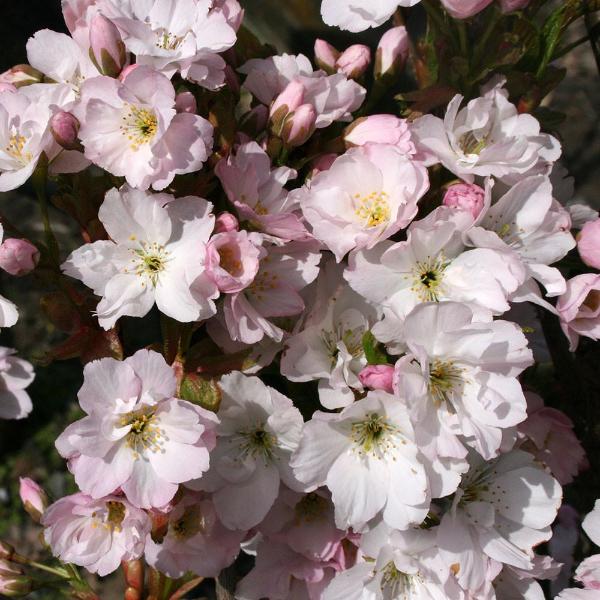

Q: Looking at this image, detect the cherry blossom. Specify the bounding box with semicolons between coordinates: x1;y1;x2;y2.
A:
0;347;34;420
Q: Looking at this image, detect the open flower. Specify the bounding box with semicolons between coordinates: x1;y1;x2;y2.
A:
0;226;18;327
291;391;431;531
43;492;151;576
0;347;34;420
320;0;421;32
55;349;219;508
187;372;304;530
294;144;429;261
75;66;213;189
62;185;219;330
98;0;239;89
557;274;600;350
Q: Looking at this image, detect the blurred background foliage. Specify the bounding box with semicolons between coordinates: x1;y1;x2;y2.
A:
0;1;598;598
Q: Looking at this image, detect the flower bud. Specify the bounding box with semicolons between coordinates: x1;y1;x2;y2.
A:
0;542;14;561
281;103;317;148
50;111;80;151
0;239;40;276
359;365;394;394
314;39;340;74
269;80;305;136
239;105;269;137
335;44;371;80
214;212;239;233
440;0;493;19
577;218;600;271
89;14;127;77
19;478;48;523
443;183;485;219
0;65;43;88
375;26;409;79
175;91;197;114
499;0;530;12
0;561;31;598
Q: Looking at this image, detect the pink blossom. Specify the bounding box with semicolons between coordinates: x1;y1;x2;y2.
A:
575;555;600;590
55;349;218;508
216;141;311;242
335;45;371;80
441;0;493;18
344;115;415;154
270;80;305;133
358;365;394;393
375;26;409;78
89;13;127;77
295;144;428;261
0;347;34;420
18;477;48;522
578;218;600;270
0;239;39;276
0;64;43;88
321;0;421;33
518;392;587;485
214;212;239;233
314;39;340;73
43;492;150;576
206;230;262;294
144;492;244;578
281;103;317;147
75;66;213;190
443;182;485;219
557;274;600;350
50;111;80;150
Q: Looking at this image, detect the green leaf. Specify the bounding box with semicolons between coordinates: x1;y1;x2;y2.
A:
180;374;222;412
362;331;389;366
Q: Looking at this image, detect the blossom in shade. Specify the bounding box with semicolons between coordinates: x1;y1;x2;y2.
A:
294;144;429;261
74;66;213;190
188;372;304;530
375;26;409;78
0;560;30;597
344;115;415;154
239;54;365;128
440;0;493;19
583;501;600;547
19;478;48;522
55;349;218;508
62;185;219;330
517;392;587;485
97;0;239;89
577;218;600;270
281;260;380;409
216;141;310;242
221;241;321;345
291;391;430;531
438;450;562;594
144;492;244;578
43;492;151;576
411;83;561;182
557;274;600;350
320;0;422;33
0;347;34;420
0;226;18;327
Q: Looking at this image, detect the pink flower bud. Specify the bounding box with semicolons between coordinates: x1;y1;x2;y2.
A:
118;63;139;82
375;26;409;79
577;218;600;270
175;91;197;114
214;212;239;233
89;14;127;77
344;115;415;154
499;0;530;12
270;80;305;135
443;183;485;219
359;365;394;394
314;39;340;73
50;111;80;150
18;478;48;523
281;103;317;148
0;239;40;276
441;0;493;19
335;44;371;79
0;64;43;88
0;560;31;597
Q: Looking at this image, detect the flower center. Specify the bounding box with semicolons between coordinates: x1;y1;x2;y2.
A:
294;493;329;523
155;29;185;50
5;131;32;165
380;562;419;597
218;246;243;276
120;105;158;151
351;413;400;458
322;322;365;366
354;191;391;228
91;500;126;532
254;200;269;216
584;290;600;313
459;131;488;155
410;255;448;302
120;409;164;458
171;505;204;541
428;359;463;407
235;425;277;462
125;241;171;287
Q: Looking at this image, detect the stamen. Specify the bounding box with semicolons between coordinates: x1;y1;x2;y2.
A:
350;413;401;458
354;191;391;228
410;254;448;302
428;359;464;407
120;104;158;151
120;408;166;459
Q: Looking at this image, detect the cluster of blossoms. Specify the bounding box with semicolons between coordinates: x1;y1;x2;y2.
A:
1;0;599;599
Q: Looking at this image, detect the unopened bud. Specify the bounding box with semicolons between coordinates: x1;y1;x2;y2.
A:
375;26;409;79
269;80;305;136
89;14;127;77
281;103;317;148
0;64;43;88
19;478;48;523
214;212;239;233
359;365;394;394
443;183;485;220
50;111;80;151
0;542;14;561
314;39;340;74
0;561;31;597
175;91;197;114
335;44;371;79
0;239;39;277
